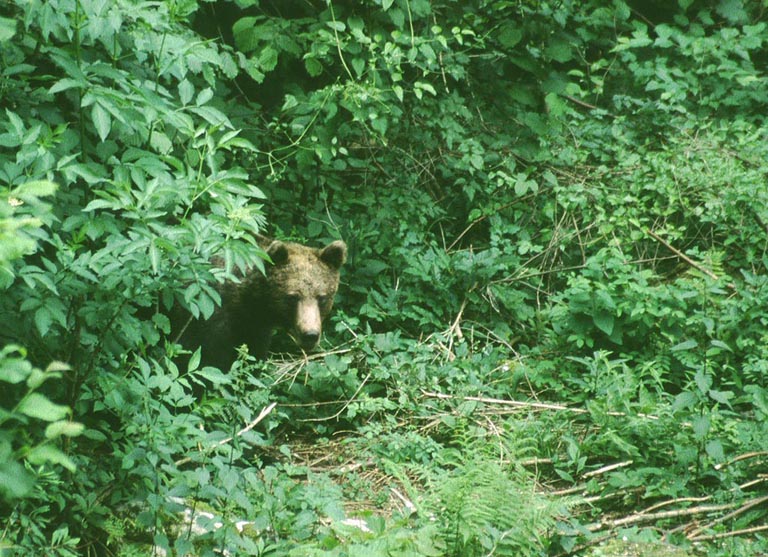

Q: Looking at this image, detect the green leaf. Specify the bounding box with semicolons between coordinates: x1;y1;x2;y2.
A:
351;57;365;77
13;180;57;199
672;390;697;411
0;358;32;384
34;306;52;336
188;347;201;373
382;0;395;10
178;79;194;105
17;393;70;422
92;103;111;142
0;16;16;43
671;339;698;351
694;369;712;395
0;459;33;498
83;199;116;212
232;16;262;52
497;24;523;48
708;389;733;407
593;311;615;335
709;339;732;352
49;77;85;95
304;57;323;77
198;366;231;384
45;421;85;439
692;414;710;440
27;445;77;472
415;81;436;96
705;439;724;461
196;87;214;106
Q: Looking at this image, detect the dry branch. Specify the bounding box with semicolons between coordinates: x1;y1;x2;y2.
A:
685;495;768;540
690;523;768;542
421;391;660;420
175;402;277;467
588;502;740;532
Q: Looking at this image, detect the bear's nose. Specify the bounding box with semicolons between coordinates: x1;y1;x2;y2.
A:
300;331;320;349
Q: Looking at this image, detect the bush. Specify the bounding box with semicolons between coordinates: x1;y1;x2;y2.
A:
2;0;768;555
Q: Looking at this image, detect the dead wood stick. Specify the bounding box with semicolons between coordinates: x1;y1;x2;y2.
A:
685;494;768;540
645;228;719;281
175;402;277;466
582;460;633;478
690;523;768;542
422;390;589;414
421;391;659;420
714;450;768;470
588;502;740;532
639;495;712;515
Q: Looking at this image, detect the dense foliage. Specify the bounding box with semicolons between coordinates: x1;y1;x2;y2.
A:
1;0;768;555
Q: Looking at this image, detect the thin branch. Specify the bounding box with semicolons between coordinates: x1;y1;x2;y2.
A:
174;402;277;467
690;523;768;542
685;495;768;540
301;370;372;422
589;502;741;532
644;227;736;291
421;391;660;420
714;451;768;471
582;460;633;478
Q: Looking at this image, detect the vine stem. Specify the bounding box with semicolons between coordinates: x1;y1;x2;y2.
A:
327;1;354;81
74;0;87;161
174;402;277;467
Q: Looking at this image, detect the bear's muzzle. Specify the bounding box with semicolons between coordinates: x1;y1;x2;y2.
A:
295;298;323;351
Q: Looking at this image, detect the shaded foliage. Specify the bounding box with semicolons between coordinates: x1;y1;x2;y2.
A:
1;0;768;555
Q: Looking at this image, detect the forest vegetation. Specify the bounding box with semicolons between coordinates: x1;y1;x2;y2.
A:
1;0;768;555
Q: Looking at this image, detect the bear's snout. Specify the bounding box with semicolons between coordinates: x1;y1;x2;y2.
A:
295;298;323;351
298;330;320;350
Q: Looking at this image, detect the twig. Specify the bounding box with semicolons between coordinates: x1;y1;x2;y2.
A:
685;494;768;540
639;495;711;515
301;370;372;422
645;228;718;280
421;391;660;420
175;402;277;466
582;460;633;478
690;523;768;542
644;228;736;291
714;451;768;471
422;390;589;414
560;94;617;118
589;502;741;532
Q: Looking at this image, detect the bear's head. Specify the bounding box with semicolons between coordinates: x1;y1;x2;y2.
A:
265;239;347;353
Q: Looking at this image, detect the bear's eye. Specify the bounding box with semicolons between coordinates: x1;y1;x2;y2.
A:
317;295;330;306
286;294;300;305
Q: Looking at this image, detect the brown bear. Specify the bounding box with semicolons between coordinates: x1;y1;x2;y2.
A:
178;236;347;369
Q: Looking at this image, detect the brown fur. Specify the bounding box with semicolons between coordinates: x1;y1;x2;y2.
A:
179;236;346;369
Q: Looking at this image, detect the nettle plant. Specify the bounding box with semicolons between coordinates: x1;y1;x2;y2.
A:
1;1;266;380
1;1;270;552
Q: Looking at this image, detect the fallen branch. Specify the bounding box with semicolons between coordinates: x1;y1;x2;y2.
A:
421;391;659;420
644;228;736;290
685;494;768;540
589;502;740;532
175;402;277;466
301;370;372;422
714;451;768;471
645;228;718;280
422;390;589;414
689;523;768;542
582;460;633;479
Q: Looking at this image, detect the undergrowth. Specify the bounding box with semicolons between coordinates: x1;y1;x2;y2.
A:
2;0;768;555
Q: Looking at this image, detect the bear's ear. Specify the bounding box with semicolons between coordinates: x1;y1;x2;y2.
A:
267;241;290;266
320;240;347;270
